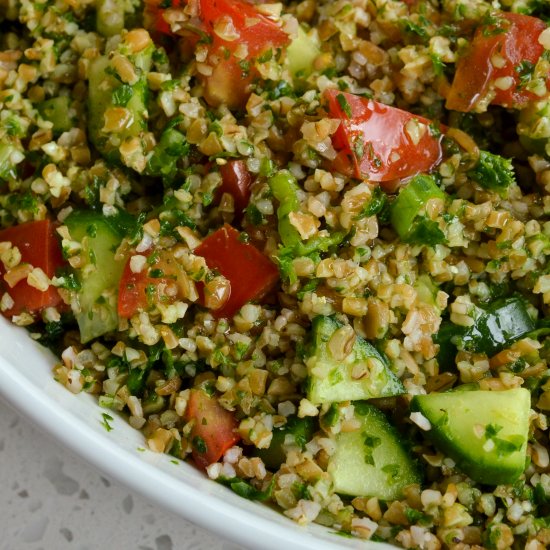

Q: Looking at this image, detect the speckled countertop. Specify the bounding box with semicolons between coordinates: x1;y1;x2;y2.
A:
0;397;246;550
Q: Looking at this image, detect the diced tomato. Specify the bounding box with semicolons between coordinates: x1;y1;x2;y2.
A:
324;89;443;183
194;224;279;318
199;0;289;58
185;388;240;469
217;160;254;220
201;0;290;107
446;12;550;112
0;220;65;317
147;0;290;107
118;250;185;319
143;0;182;35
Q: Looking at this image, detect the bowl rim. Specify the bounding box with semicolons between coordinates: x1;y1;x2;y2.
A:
0;318;392;550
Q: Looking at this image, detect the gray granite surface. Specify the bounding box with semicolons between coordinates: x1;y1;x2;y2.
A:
0;397;246;550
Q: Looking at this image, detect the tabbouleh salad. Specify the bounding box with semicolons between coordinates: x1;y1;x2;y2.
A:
2;0;550;547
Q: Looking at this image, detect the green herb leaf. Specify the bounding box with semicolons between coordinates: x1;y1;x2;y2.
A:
220;477;275;501
355;186;387;220
101;413;114;432
468;151;516;194
112;84;134;106
336;93;352;118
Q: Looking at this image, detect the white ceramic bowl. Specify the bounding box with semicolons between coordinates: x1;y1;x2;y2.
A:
0;317;393;550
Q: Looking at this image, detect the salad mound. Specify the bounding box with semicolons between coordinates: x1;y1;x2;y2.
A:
1;0;550;547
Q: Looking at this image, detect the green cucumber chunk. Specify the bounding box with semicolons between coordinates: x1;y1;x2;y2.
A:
65;211;128;343
287;26;320;78
411;388;530;485
38;97;73;134
88;38;153;166
390;174;446;244
328;402;421;500
96;0;125;37
306;315;404;404
414;274;440;310
268;170;302;247
518;99;550;158
0;142;19;181
256;416;316;469
436;296;535;363
460;296;535;355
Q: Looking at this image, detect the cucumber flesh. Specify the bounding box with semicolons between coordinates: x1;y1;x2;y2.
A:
0;142;19;181
390;174;445;242
65;211;127;343
411;388;530;485
287;26;320;78
328;402;421;501
38;97;73;134
255;416;316;469
306;315;404;404
87;37;152;167
96;0;125;37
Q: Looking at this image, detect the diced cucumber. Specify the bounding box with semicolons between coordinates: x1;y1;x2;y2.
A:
0;142;19;181
390;174;446;244
328;402;421;500
436;296;535;364
65;211;128;343
87;37;153;166
268;170;302;248
414;274;440;310
38;97;73;135
461;296;535;356
96;0;125;37
142;392;166;415
518;99;550;158
256;416;316;469
306;316;404;404
411;388;530;485
287;26;320;78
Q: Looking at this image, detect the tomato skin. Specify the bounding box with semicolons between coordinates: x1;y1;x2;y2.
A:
446;12;549;112
117;255;157;319
117;251;181;319
146;0;290;107
194;224;279;319
324;89;443;182
143;0;182;35
0;220;65;317
199;0;289;58
203;60;253;111
185;388;240;469
218;160;254;220
200;0;289;107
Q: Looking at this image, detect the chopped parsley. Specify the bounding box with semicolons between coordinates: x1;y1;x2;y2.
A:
101;413;114;432
336;93;352;118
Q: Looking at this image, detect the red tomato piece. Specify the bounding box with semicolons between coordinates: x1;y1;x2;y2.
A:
0;220;65;317
117;251;183;319
218;160;254;220
200;0;290;107
199;0;289;59
194;224;279;318
143;0;182;35
446;12;549;112
324;89;443;183
147;0;290;107
185;388;240;469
